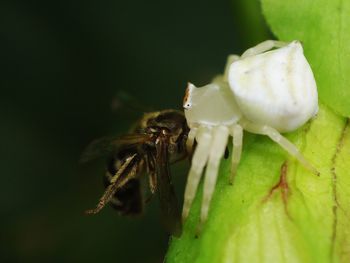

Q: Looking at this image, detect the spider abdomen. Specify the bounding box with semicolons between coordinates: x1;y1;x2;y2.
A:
228;41;318;132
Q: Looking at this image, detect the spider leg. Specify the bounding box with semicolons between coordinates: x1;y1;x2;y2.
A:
241;120;319;175
241;40;288;58
229;124;243;184
223;55;240;81
182;127;213;222
197;126;229;233
186;127;197;154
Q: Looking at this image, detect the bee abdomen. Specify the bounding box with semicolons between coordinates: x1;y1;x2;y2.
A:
108;178;143;216
104;154;143;215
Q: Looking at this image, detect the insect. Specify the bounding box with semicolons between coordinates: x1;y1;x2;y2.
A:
82;110;189;236
182;40;319;233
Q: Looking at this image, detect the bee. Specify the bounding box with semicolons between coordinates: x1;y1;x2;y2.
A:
81;110;189;236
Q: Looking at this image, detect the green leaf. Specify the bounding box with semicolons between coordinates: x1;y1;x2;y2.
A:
166;103;350;263
261;0;350;117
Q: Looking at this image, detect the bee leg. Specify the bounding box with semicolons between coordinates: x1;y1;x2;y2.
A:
144;172;157;204
148;171;157;194
229;124;243;184
85;183;119;214
182;127;212;222
197;126;229;234
85;154;137;214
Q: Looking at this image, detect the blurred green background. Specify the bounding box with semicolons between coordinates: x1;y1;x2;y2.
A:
1;0;269;262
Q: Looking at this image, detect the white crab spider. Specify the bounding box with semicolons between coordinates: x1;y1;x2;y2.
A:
182;40;319;233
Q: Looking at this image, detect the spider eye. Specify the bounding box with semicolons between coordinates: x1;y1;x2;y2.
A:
183;102;191;109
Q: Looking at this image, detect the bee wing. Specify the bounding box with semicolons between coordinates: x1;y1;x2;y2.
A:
155;136;182;237
111;90;154;114
80;134;151;163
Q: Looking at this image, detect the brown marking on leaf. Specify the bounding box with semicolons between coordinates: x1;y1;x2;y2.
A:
330;118;349;259
262;162;291;219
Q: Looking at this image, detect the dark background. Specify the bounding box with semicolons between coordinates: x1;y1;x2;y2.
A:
1;0;269;262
